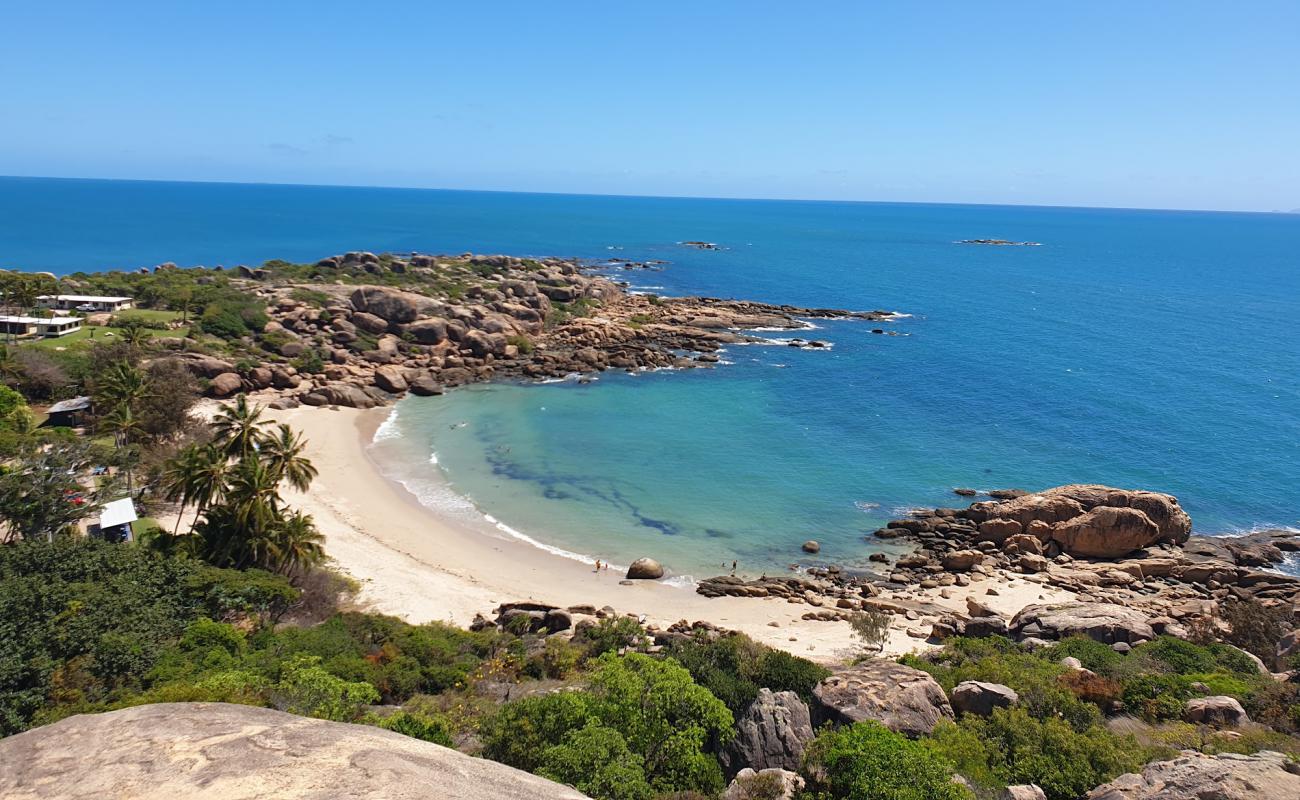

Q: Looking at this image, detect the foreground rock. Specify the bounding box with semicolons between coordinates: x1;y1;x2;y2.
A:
812;660;953;736
0;702;590;800
722;689;815;775
1086;750;1300;799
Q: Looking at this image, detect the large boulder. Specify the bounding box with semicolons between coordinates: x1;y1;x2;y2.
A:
1010;602;1154;644
626;558;664;579
812;660;954;737
951;681;1018;717
350;286;440;324
965;485;1192;558
1050;507;1161;559
208;372;243;398
1086;750;1300;799
1002;787;1047;800
306;383;379;409
405;318;450;344
1183;696;1249;727
0;702;591;800
722;689;815;775
169;353;237;379
373;366;408;394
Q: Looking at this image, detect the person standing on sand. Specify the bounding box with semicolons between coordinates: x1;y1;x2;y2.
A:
594;559;601;572
731;560;737;575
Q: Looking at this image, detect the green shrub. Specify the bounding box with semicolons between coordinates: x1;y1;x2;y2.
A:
804;720;970;800
272;653;379;722
575;616;650;658
538;722;654;800
926;707;1152;800
1121;674;1194;722
505;334;534;354
372;710;455;747
664;631;828;715
1043;636;1126;677
481;691;595;773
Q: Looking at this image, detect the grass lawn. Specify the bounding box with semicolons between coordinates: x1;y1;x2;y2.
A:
24;309;190;350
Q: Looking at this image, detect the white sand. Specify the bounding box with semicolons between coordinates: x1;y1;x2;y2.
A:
194;402;1074;663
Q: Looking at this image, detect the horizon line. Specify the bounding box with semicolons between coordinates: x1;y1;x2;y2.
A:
0;172;1294;217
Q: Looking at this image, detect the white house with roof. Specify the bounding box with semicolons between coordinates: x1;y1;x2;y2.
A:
38;294;134;312
97;498;139;543
0;315;82;338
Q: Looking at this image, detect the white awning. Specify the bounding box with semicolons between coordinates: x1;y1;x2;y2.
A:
99;498;138;528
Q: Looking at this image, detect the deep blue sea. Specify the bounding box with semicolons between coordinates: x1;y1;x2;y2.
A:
3;176;1298;579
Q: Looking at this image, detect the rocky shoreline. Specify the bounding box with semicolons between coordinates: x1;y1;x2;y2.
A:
148;251;901;409
696;484;1300;665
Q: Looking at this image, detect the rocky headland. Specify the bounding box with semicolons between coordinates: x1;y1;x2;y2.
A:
126;251;901;409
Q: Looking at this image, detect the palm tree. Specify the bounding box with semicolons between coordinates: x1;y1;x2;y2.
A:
100;403;147;496
96;361;151;411
259;423;318;492
0;345;23;384
272;510;325;575
212;394;270;460
160;443;230;534
120;323;153;350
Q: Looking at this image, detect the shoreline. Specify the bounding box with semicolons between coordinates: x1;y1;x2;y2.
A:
262;402;1076;662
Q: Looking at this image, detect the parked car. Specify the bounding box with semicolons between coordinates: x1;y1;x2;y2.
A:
75;303;98;312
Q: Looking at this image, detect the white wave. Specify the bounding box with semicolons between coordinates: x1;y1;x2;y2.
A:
371;407;403;442
484;514;627;571
890;505;930;516
428;451;439;465
662;574;698;589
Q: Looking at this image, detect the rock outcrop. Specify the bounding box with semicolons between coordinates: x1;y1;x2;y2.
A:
1085;750;1300;799
951;681;1019;717
811;660;953;736
1183;695;1249;727
0;702;591;800
1011;602;1155;645
722;689;815;775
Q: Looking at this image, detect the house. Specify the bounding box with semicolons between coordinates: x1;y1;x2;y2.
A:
38;294;133;313
0;315;82;338
97;498;139;543
44;396;92;428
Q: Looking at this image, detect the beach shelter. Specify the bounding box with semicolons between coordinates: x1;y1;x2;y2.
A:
97;498;139;543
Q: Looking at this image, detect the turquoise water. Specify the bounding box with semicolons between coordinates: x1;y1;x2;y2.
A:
3;177;1299;578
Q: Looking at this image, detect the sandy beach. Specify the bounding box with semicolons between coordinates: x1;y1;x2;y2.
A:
237;402;1078;663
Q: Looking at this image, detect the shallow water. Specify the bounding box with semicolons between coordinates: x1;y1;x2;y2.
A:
3;177;1298;578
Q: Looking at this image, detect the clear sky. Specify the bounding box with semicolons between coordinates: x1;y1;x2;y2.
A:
2;1;1297;211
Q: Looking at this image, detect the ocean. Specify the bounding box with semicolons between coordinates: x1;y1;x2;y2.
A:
3;176;1298;580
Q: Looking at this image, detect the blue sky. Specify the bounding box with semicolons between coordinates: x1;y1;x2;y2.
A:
2;1;1297;211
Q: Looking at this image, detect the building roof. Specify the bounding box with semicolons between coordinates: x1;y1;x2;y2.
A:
39;294;132;303
0;315;43;324
47;396;92;414
38;317;81;327
99;498;139;529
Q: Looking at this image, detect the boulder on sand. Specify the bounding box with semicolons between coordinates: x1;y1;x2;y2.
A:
626;558;664;580
812;660;953;737
208;372;243;397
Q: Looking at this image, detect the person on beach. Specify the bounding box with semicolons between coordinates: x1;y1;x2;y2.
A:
594;559;601;572
731;560;737;575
